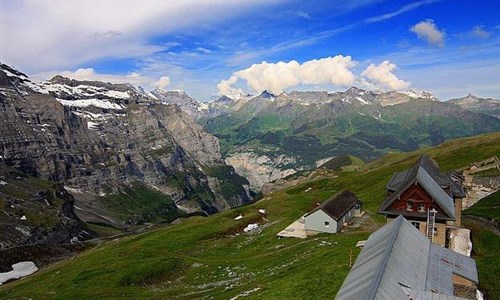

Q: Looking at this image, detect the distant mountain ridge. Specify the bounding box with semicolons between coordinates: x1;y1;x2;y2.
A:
448;94;500;119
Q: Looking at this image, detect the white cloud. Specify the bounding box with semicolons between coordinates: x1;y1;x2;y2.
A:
154;76;170;89
217;75;246;97
410;19;445;47
470;26;490;39
218;55;357;95
0;0;281;73
33;68;170;91
360;61;410;90
365;0;439;24
297;11;312;19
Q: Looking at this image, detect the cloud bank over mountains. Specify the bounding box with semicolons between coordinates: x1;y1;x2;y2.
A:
218;56;410;95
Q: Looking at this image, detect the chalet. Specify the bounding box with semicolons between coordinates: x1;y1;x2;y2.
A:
378;155;465;246
336;216;479;300
304;190;362;234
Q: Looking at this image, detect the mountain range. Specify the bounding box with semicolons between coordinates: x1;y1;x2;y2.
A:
194;88;500;191
1;62;499;247
0;63;251;247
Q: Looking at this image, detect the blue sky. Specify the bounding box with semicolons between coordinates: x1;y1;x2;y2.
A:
0;0;499;100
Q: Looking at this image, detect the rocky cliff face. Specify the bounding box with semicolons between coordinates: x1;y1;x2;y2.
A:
0;63;250;227
150;89;208;119
225;152;297;191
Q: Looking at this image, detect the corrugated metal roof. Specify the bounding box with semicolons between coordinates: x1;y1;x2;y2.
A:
426;243;479;294
417;167;455;219
335;216;478;300
400;286;469;300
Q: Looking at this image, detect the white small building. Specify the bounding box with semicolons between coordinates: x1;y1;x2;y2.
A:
304;190;362;234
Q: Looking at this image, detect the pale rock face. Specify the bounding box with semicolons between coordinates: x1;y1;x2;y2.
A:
151;89;207;119
225;152;297;191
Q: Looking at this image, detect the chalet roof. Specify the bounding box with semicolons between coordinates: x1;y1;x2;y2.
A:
386;155;465;198
305;190;361;221
380;156;456;220
335;216;478;300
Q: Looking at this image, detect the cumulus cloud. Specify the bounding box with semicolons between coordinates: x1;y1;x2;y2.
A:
217;75;246;97
218;55;357;95
154;76;170;89
410;19;445;47
360;61;410;90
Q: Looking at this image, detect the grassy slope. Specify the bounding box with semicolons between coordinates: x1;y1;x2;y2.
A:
1;132;499;299
464;189;500;222
463;190;500;300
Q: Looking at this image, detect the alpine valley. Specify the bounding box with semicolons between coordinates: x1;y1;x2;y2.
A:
1;61;500;244
165;87;500;192
1;59;500;298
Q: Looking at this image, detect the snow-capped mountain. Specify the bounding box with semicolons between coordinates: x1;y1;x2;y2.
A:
151;88;208;118
448;94;500;118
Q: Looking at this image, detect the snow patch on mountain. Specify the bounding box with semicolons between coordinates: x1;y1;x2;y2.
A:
56;98;124;110
356;96;371;105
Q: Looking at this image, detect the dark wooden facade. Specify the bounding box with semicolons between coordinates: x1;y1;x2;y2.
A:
388;184;446;218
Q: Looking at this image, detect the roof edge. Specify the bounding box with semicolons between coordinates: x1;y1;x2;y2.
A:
366;215;405;299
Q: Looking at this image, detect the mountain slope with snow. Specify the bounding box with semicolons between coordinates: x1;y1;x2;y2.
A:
0;63;251;230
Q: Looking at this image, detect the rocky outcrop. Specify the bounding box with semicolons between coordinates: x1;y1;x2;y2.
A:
0;164;88;249
225;152;297;191
150;89;208;119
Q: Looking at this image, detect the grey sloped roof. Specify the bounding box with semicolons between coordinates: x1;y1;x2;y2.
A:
386;155;465;198
400;286;468;300
417;167;456;218
305;190;361;221
426;243;479;293
380;155;456;220
335;216;478;300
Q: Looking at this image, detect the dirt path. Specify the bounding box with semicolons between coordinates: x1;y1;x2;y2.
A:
463;215;500;236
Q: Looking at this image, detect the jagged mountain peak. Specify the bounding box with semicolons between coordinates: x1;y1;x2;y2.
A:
344;86;367;94
150;88;208;118
0;63;29;79
254;90;276;99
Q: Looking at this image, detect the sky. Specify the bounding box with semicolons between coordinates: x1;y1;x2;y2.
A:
0;0;499;101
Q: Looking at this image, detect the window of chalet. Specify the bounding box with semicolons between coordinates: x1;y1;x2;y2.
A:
406;201;414;211
410;221;420;230
418;203;426;212
324;221;330;227
434;227;438;236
